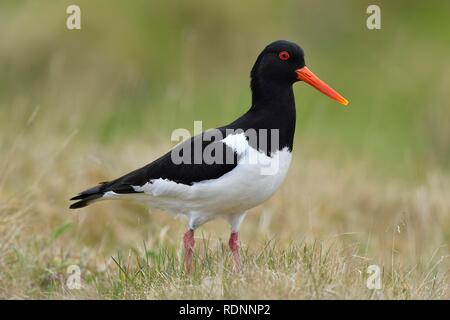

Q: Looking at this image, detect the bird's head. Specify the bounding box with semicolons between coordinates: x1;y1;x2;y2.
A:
251;40;348;106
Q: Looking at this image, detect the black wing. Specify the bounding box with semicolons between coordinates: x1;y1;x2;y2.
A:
69;129;238;209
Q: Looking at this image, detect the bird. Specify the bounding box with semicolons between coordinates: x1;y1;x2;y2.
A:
69;40;348;272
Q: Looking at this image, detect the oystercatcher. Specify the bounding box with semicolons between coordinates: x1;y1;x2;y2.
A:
70;40;348;272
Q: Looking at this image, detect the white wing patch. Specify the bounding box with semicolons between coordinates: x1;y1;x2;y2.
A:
221;132;248;155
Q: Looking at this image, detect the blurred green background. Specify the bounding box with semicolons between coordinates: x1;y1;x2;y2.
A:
1;0;449;179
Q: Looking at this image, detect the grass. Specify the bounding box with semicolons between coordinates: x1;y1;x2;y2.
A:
0;138;449;299
1;0;449;299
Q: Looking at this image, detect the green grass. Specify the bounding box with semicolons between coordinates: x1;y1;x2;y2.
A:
3;227;449;299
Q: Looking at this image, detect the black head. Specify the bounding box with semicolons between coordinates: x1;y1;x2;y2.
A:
251;40;305;88
251;40;349;106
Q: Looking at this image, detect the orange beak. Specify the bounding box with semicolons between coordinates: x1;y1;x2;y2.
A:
296;66;349;106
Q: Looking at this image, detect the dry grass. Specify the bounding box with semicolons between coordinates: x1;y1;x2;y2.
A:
1;134;449;299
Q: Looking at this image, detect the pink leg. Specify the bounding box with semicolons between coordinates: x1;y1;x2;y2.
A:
183;229;195;273
229;232;241;272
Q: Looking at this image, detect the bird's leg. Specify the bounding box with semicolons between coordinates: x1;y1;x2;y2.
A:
228;231;241;272
183;229;195;273
227;212;246;272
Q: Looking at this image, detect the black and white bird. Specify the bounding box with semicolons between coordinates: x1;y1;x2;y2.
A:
70;40;348;272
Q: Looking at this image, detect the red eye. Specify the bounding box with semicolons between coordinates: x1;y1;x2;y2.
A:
278;51;290;61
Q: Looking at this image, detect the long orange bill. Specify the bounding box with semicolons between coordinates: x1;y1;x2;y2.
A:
296;66;349;106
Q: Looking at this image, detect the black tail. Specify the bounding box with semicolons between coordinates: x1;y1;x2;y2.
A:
69;184;106;209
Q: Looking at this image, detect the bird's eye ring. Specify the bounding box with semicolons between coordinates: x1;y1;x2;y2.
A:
278;51;290;61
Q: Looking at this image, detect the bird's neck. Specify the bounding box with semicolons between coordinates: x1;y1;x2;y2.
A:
245;81;297;151
251;80;295;108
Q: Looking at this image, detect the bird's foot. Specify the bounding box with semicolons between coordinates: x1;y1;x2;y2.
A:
183;229;195;274
229;232;241;272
